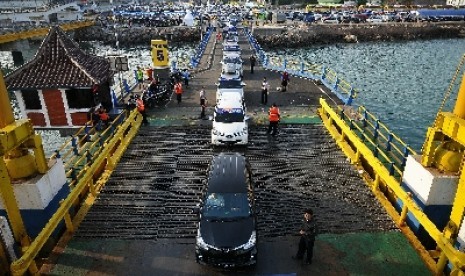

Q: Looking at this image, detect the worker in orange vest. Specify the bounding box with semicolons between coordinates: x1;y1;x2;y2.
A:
136;95;148;125
267;103;280;136
97;107;110;129
174;81;183;104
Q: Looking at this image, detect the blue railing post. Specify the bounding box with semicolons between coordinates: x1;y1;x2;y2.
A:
98;134;103;147
386;133;393;151
55;150;61;159
340;108;345;120
321;66;326;81
374;120;380;140
70;167;77;181
334;76;339;91
86;150;92;163
190;57;195;68
374;145;379;158
72;136;78;156
389;162;395;175
347;88;354;106
85;123;91;142
123;79;130;94
349;119;354;130
300;62;305;74
363;110;368;128
402;145;409;168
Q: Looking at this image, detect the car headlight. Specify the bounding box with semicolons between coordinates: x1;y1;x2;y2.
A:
234;230;256;250
196;229;212;250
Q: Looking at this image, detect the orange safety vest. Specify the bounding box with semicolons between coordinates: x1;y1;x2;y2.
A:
99;112;109;121
136;99;145;112
174;83;183;94
269;106;280;122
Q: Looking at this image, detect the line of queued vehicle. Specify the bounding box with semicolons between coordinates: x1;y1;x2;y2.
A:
194;20;258;269
211;23;248;146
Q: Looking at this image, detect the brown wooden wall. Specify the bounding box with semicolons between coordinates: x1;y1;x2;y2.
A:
42;89;67;126
71;112;88;125
27;112;46;126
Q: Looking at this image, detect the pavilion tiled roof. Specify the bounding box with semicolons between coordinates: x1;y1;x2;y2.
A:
5;26;111;90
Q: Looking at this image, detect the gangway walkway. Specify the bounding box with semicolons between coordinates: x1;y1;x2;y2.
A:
44;26;430;275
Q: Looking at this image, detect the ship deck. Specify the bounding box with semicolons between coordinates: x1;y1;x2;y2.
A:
43;28;431;275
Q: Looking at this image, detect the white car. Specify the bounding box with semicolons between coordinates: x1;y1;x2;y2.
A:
216;79;245;102
211;94;248;145
221;54;243;78
367;15;384;23
223;44;241;56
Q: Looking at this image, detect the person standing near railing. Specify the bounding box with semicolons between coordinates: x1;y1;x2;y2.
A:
281;71;290;92
136;67;144;90
174;80;183;104
250;55;256;74
136;95;148;126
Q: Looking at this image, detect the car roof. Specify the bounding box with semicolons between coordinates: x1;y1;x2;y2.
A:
216;93;243;107
207;153;249;193
218;79;243;88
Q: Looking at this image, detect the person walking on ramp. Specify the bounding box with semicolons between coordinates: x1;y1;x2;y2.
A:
261;77;269;105
250;55;256;74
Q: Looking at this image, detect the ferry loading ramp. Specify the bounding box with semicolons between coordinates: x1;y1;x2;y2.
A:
45;28;430;275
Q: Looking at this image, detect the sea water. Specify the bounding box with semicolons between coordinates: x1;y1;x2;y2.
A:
2;38;464;154
268;38;465;151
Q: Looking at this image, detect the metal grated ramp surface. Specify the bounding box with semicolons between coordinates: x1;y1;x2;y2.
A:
76;124;397;240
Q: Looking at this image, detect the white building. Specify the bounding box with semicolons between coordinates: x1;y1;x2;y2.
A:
447;0;465;5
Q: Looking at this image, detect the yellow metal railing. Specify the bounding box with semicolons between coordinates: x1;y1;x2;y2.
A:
319;98;465;275
9;109;142;276
334;105;417;181
0;20;94;44
49;111;127;186
264;54;357;104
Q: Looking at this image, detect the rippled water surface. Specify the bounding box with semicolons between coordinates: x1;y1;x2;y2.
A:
270;38;465;151
2;38;465;153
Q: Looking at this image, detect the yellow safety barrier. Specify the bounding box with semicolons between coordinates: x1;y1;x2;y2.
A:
318;98;465;275
10;109;142;275
0;20;94;44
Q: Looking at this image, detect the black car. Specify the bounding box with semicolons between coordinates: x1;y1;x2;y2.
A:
195;153;257;268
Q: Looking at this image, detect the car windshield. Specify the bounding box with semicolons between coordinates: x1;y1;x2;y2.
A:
203;192;250;219
218;80;242;89
224;46;240;51
214;108;244;122
223;57;241;64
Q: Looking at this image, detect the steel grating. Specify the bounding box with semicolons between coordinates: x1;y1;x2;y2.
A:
75;124;397;240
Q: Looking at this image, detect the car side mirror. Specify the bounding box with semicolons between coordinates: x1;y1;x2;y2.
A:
245;115;250;121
